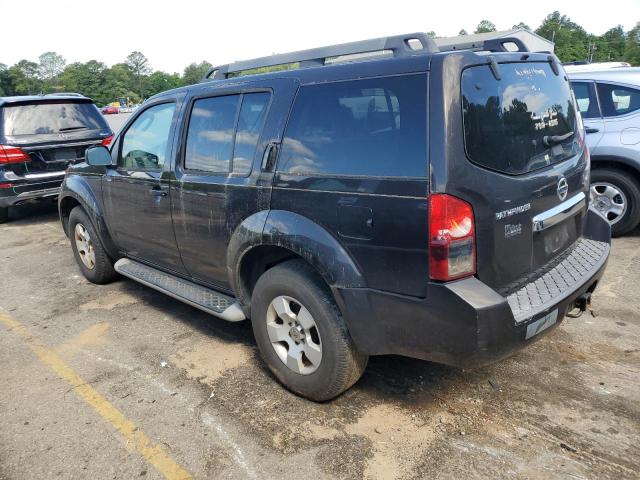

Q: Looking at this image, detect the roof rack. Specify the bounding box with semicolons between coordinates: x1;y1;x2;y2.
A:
203;32;438;81
45;92;86;97
434;37;529;53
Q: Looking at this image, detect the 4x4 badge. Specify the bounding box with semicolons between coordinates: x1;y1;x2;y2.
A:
557;177;568;201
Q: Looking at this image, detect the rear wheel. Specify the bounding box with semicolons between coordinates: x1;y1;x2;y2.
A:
251;259;368;401
68;206;118;284
0;207;8;224
590;168;640;237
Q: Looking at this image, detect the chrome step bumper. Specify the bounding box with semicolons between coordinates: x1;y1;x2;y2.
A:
114;258;245;322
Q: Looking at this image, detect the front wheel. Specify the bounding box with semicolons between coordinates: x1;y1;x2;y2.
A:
251;259;368;401
590;168;640;237
68;206;118;284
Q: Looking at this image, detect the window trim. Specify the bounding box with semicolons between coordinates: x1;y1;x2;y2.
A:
595;81;640;119
117;100;177;173
275;73;429;180
180;88;273;177
571;80;601;119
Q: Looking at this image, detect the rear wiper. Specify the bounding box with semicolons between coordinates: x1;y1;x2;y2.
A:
543;131;574;147
58;126;89;132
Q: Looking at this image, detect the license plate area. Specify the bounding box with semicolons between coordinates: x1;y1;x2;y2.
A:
525;309;558;339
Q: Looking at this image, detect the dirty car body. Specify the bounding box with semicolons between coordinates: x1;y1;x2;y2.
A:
58;33;611;400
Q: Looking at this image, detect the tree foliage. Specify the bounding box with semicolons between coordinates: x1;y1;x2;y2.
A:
475;20;497;34
2;16;640;103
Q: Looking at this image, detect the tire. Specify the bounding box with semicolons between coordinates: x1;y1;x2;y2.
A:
590;168;640;237
0;207;8;224
250;259;368;401
68;206;118;284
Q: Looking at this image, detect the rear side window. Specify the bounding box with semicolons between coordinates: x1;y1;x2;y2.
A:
596;83;640;117
184;92;270;174
462;62;580;175
278;74;427;177
1;101;106;136
572;81;600;119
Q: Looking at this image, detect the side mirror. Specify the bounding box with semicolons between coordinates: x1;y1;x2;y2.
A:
85;146;113;167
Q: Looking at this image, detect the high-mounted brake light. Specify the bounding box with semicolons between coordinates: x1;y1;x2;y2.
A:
101;134;114;147
0;145;31;165
428;194;476;281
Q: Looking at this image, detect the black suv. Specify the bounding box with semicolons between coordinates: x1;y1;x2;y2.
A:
58;34;611;401
0;94;112;222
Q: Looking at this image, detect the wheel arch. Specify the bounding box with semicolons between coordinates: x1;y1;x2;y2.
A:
591;155;640;183
227;210;366;314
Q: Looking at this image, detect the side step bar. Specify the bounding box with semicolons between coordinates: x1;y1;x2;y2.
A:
114;258;246;322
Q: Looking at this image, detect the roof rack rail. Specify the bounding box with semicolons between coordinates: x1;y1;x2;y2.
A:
203;32;438;81
44;92;86;97
435;36;529;53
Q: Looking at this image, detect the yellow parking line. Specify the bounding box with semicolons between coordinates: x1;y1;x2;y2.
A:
0;311;192;480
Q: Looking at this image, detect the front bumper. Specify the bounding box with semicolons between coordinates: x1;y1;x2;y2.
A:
335;207;611;368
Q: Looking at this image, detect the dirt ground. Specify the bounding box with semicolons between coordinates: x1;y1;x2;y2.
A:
0;202;638;480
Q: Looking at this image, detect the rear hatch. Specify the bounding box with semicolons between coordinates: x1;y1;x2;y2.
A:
441;57;589;292
1;99;112;177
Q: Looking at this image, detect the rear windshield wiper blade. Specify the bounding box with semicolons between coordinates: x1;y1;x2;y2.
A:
58;126;89;132
543;131;574;147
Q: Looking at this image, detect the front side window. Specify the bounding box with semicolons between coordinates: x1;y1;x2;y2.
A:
277;74;427;177
596;83;640;117
462;62;580;175
572;81;600;119
120;103;175;171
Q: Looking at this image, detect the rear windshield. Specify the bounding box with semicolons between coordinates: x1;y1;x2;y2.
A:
462;62;580;175
2;101;105;136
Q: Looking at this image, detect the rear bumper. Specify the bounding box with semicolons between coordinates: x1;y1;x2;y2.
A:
0;177;63;207
335;207;611;368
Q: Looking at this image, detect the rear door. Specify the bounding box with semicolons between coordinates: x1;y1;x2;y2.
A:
433;56;589;292
171;78;298;289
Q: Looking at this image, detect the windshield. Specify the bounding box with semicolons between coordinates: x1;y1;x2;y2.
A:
462;62;580;175
2;101;105;136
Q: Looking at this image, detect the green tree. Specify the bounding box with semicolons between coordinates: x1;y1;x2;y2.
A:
624;22;640;65
512;22;530;31
182;61;212;86
125;51;151;99
426;31;437;39
458;29;468;36
59;60;109;104
0;63;14;96
536;11;589;62
145;71;181;96
104;63;139;104
8;60;43;95
475;20;497;34
38;52;66;91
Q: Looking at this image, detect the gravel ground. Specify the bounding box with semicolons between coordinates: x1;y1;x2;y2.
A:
0;201;638;480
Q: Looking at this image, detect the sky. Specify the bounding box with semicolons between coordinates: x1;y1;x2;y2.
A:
1;0;639;73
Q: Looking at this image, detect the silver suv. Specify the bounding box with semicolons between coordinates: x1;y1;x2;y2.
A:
567;66;640;236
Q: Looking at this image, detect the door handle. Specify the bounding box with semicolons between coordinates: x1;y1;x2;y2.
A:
585;127;599;134
149;186;168;197
261;142;279;172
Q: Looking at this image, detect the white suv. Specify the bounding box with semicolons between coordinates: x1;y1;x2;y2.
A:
568;66;640;236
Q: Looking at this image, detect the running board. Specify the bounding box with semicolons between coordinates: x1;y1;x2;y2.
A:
114;258;245;322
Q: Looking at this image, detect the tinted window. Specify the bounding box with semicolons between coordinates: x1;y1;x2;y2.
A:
233;92;270;174
278;75;427;177
596;83;640;117
2;101;106;136
185;95;239;173
462;62;580;175
572;82;600;119
120;103;175;171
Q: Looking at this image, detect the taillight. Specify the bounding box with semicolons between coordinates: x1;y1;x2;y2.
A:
0;145;31;164
101;134;114;147
428;193;476;281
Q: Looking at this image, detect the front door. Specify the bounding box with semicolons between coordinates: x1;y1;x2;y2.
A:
103;100;186;274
